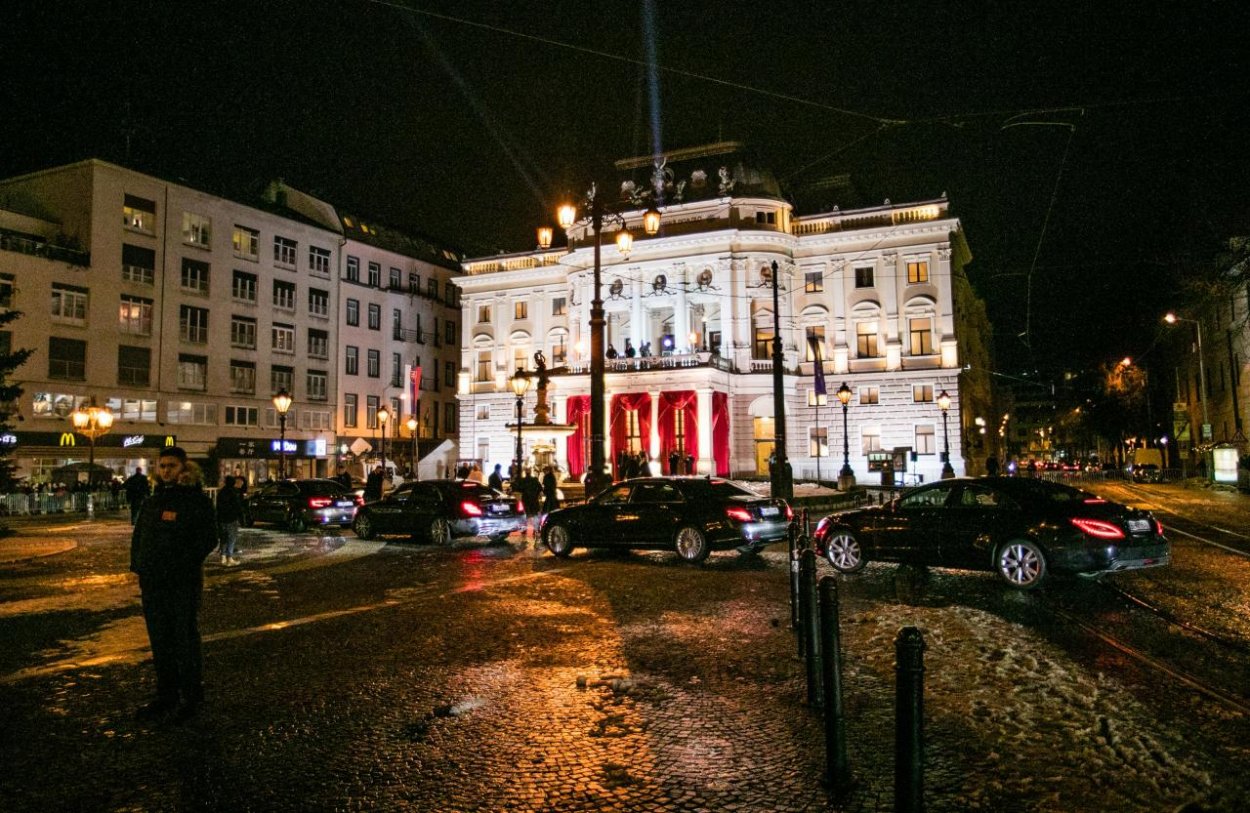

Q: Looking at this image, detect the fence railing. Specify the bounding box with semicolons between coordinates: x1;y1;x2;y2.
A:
1;491;131;515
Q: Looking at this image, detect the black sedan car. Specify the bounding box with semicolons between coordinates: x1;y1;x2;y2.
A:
351;480;525;544
540;477;792;563
813;477;1169;589
243;479;361;532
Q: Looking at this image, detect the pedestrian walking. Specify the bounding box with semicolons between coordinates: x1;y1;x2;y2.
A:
215;475;245;566
363;465;385;502
129;446;218;723
516;468;543;546
123;468;151;525
541;465;560;520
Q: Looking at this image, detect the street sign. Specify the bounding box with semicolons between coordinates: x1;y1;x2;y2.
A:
1202;423;1213;441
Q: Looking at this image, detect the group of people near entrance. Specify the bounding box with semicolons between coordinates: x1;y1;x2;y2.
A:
605;338;654;360
457;461;559;547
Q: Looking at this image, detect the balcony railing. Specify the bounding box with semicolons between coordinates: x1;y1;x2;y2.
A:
562;352;735;375
0;229;90;266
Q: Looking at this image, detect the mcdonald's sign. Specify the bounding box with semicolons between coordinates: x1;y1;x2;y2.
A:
59;432;76;447
6;432;176;449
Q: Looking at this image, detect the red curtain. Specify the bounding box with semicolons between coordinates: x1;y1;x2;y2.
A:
610;393;652;478
712;391;730;476
565;396;589;477
658;391;699;474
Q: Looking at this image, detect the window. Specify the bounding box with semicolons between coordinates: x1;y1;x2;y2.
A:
367;349;380;378
427;278;437;299
854;267;874;288
859;387;879;405
182;212;211;248
909;317;933;355
177;353;207;390
414;313;424;343
272;323;295;353
181;258;210;294
0;274;10;308
445;320;457;345
478;304;491;323
273;280;295;310
856;321;878;358
623;409;642;454
753;327;774;360
444;281;456;305
445;361;455;387
119;295;153;335
754;210;777;224
271;365;293;396
225;405;259;426
51;284;88;323
233;226;259;260
309;246;331;276
552;337;567;365
307;370;327;401
907;260;929;284
444;403;457;434
805;271;823;293
180;305;209;344
300;410;332;431
122;244;156;284
389;268;401;289
230;316;257;349
123;194;156;233
805;326;826;362
367;262;381;287
514;300;528;320
274;236;297;268
367;303;381;330
913;384;934;403
308;288;329;317
366;395;379;429
345;298;359;326
232;270;257;303
513;345;529;372
345;346;359;375
343;393;358;428
392;353;403;387
392;308;403;340
809;426;828;458
476;404;491;420
105;397;157;421
117;345;150;386
861;426;882;455
915;425;936;454
476;350;492;382
408;272;420;293
166;401;217;425
346;256;360;282
230;361;256;394
307;328;329;359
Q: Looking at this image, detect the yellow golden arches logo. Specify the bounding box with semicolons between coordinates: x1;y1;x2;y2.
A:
163;436;176;447
59;432;76;447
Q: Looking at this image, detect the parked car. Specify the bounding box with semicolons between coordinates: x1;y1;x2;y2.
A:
242;479;361;532
813;477;1169;590
1131;463;1162;483
351;480;525;544
540;477;792;563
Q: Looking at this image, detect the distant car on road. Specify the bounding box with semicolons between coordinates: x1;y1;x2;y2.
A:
351;480;525;545
243;479;360;532
813;477;1169;590
1131;463;1162;483
540;476;792;563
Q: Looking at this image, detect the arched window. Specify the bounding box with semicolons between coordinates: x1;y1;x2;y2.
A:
851;303;881;359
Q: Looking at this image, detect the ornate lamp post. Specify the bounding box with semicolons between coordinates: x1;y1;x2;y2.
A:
406;415;418;479
377;403;390;481
937;389;956;479
768;260;792;500
545;185;659;497
511;370;533;480
836;383;855;490
1164;312;1210;478
71;398;114;513
272;388;293;479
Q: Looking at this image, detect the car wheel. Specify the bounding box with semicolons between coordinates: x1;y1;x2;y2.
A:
288;514;308;533
996;540;1047;589
429;518;451;547
545;523;574;558
824;528;867;573
353;513;376;540
674;526;710;563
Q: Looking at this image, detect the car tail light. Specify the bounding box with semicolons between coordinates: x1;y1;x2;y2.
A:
354;495;364;506
725;506;753;523
1152;518;1163;535
1070;518;1125;539
784;503;793;521
460;501;483;517
308;497;333;509
516;499;525;514
1082;498;1108;504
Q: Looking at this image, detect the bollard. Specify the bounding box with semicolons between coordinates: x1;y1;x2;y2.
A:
819;576;852;795
801;507;810;541
799;548;822;707
789;522;802;639
895;626;926;813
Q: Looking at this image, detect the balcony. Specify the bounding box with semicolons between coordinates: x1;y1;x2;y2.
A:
0;228;90;266
564;352;735;375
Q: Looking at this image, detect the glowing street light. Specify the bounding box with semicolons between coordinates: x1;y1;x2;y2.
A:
836;382;855;490
71;398;114;504
937;389;955;479
272;388;293;479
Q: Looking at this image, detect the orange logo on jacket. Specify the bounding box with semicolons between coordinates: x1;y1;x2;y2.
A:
161;510;178;521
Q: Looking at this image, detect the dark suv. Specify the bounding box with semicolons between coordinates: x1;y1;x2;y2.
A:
243;479;361;532
351;480;525;545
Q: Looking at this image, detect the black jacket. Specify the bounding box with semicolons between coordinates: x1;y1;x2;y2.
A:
123;472;151;502
215;485;246;524
130;482;217;582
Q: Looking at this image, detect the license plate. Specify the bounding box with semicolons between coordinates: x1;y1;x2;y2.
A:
490;504;508;513
760;506;779;517
1127;519;1150;533
335;501;354;508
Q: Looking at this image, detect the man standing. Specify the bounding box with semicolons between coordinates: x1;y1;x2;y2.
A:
129;447;218;723
123;468;151;525
363;465;385;502
488;463;505;493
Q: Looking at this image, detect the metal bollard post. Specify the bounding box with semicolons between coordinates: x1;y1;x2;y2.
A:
789;522;802;638
819;576;852;794
799;548;822;707
895;626;926;813
801;507;810;541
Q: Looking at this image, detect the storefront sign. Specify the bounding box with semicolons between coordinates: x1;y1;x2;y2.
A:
2;431;175;449
218;437;328;459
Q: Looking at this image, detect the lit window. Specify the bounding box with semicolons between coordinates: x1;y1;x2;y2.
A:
913;385;934;403
909;318;933;355
478;305;492;323
907;260;929;284
515;300;528;320
805;271;823;293
119;295;153;335
233;226;259;260
183;212;211;248
915;425;936;454
859;387;879;405
123;195;156;233
856;321;878;358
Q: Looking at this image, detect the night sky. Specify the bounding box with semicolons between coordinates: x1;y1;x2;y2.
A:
4;1;1248;376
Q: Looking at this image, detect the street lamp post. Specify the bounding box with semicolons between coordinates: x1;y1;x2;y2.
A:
406;416;418;480
272;389;293;479
377;403;390;484
836;382;855;490
937;389;956;479
71;397;114;517
769;260;792;500
511;370;533;480
1164;312;1210;477
549;185;659;497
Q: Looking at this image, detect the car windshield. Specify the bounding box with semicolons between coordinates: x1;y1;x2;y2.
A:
300;481;344;496
1002;479;1093;504
703;480;760;499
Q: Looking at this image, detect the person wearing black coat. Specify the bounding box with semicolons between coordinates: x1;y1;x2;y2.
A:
541;466;559;516
123;468;151;525
129;447;218;723
363;465;385;502
215;475;246;566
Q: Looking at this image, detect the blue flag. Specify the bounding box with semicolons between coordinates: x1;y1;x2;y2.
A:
808;336;827;396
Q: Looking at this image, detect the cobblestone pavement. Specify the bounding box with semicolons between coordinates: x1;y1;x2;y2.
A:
1;508;1246;812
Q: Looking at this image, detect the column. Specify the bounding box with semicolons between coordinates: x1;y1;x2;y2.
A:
675;272;690;353
697;387;714;475
649;390;661;462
